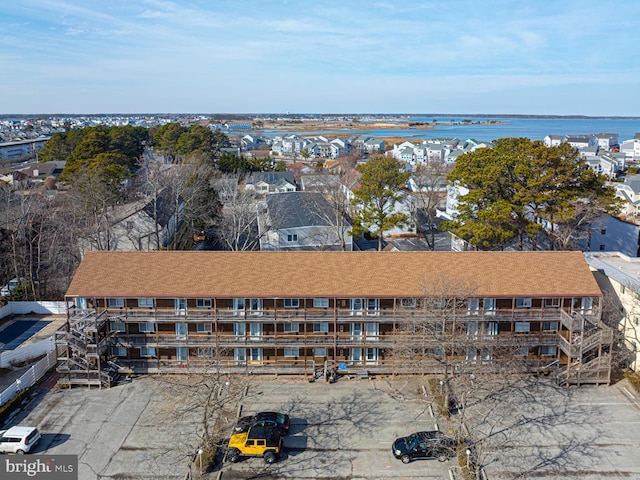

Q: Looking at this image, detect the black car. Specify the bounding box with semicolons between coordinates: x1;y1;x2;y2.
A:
233;412;291;435
392;431;457;464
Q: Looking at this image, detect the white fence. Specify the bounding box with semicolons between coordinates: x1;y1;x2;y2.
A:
1;301;67;317
0;349;57;408
0;336;55;369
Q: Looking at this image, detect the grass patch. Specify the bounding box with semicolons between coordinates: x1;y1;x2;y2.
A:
427;377;450;418
456;442;478;480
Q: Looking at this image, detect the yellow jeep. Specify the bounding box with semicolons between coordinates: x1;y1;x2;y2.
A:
227;425;282;464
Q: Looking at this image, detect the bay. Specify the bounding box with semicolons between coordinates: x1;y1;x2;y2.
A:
264;117;640;142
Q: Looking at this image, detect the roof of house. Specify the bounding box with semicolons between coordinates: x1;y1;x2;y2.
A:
66;251;601;299
247;171;295;186
266;191;335;229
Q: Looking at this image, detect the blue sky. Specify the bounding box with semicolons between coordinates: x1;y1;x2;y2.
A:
2;0;639;115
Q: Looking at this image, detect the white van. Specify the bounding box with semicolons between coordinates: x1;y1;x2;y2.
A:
0;426;41;454
0;278;21;297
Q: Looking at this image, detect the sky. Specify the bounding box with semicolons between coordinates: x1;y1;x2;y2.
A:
2;0;640;116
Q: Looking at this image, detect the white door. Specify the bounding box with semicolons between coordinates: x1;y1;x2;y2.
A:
175;298;187;316
233;298;245;316
366;348;378;364
250;298;263;316
351;323;363;340
249;322;262;340
351;298;363;315
175;322;187;340
249;348;263;363
366;298;380;315
234;348;246;365
234;322;246;337
467;298;479;316
484;298;496;316
350;348;363;364
365;323;379;341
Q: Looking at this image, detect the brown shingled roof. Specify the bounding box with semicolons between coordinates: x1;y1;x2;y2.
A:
65;251;601;299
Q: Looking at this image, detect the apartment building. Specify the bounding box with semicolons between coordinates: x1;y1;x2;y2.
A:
56;251;613;388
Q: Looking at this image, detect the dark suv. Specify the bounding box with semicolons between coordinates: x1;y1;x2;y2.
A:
233;411;291;436
227;425;282;464
392;430;457;463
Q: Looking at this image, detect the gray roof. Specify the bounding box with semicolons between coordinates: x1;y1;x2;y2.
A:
266;191;337;229
247;171;295;186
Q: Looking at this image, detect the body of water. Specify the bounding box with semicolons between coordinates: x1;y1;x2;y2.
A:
264;117;640;142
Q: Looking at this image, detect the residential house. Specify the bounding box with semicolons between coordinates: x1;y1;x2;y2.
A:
245;172;297;194
259;191;352;251
544;135;566;148
593;133;619;151
80;188;183;253
614;175;640;218
57;251;612;388
565;135;595;149
581;216;640;257
620;138;640;161
585;252;640;371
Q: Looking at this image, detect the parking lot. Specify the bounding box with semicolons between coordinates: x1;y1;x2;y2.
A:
4;372;640;480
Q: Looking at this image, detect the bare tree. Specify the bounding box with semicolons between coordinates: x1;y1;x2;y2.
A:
305;173;353;251
213;175;265;251
410;161;451;249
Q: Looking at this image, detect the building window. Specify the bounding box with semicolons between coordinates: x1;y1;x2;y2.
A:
600;227;606;235
514;322;530;332
287;234;298;242
283;322;300;333
544;298;560;308
516;298;532;308
197;322;212;333
139;322;155;333
599;244;605;251
138;298;153;308
108;298;125;308
110;321;125;332
485;322;498;335
543;321;559;332
197;347;213;358
401;298;416;308
140;347;156;357
313;298;329;308
541;346;557;356
516;347;529;356
314;347;327;357
284;348;299;357
284;298;299;308
196;298;212;308
467;298;480;315
111;347;126;357
234;322;246;336
313;322;329;333
176;348;188;361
